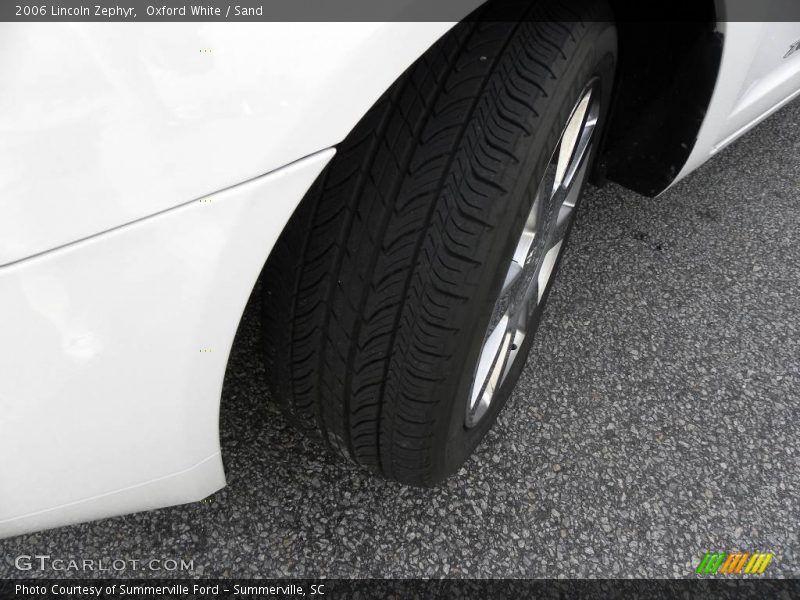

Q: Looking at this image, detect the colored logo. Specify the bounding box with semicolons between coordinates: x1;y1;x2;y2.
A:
696;552;774;575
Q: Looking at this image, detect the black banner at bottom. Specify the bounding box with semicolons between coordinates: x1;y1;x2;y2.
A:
1;579;798;600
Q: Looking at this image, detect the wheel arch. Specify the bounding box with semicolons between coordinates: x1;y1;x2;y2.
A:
302;1;726;201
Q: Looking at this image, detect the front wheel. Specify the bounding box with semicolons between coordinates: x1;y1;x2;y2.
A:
262;1;617;485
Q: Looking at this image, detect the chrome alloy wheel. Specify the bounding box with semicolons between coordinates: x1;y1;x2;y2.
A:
465;80;601;428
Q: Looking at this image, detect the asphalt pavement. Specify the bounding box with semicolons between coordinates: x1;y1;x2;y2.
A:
2;99;798;579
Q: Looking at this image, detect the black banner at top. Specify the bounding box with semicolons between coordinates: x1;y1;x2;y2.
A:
2;0;800;22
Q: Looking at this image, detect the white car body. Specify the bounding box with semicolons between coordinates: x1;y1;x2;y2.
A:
1;16;799;538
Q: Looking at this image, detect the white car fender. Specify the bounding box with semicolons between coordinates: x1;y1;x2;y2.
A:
0;22;456;266
0;150;332;538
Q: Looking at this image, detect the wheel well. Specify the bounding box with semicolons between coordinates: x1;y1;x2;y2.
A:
595;1;724;196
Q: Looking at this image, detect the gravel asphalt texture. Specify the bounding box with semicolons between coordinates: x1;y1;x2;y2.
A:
2;100;799;580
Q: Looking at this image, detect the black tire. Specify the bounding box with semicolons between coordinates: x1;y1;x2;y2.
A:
262;0;617;485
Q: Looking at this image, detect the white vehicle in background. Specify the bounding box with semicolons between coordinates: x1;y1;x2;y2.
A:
1;1;799;538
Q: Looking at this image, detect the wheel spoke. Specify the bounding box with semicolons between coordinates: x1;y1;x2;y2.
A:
551;156;590;245
501;260;523;295
537;239;564;304
555;88;593;190
541;160;559;202
564;111;597;190
468;314;513;425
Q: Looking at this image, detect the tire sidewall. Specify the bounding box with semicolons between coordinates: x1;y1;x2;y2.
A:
432;21;619;482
